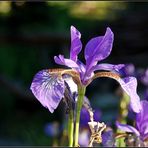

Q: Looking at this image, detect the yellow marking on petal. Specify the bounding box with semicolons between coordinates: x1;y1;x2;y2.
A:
48;68;82;86
93;71;121;80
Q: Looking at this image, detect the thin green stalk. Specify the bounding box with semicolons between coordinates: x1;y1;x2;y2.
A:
68;110;74;147
116;92;130;147
74;86;86;147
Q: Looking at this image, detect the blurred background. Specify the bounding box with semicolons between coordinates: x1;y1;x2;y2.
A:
0;1;148;146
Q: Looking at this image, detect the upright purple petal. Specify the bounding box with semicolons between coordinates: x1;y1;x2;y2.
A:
76;60;86;80
85;27;114;72
116;121;140;136
85;36;103;62
77;60;86;74
118;77;142;113
70;26;82;62
30;70;65;113
136;100;148;140
54;55;79;69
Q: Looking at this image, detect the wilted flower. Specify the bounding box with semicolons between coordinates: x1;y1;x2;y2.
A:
88;121;106;147
78;107;101;146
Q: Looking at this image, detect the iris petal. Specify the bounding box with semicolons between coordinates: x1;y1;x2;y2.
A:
136;100;148;140
85;27;114;72
116;121;140;136
118;77;142;113
94;63;125;73
54;55;79;69
70;26;82;62
30;70;65;113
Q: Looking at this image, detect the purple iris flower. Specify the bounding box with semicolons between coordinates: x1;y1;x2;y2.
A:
30;26;141;114
54;26;124;85
116;100;148;141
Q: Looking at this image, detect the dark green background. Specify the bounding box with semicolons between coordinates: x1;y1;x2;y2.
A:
0;1;148;146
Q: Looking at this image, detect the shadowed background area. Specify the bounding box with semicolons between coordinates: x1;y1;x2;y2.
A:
0;1;148;146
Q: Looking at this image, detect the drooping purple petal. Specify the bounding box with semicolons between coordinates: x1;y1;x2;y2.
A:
30;70;65;113
70;26;82;62
118;77;142;113
136;100;148;140
116;121;140;136
85;27;114;72
54;55;79;69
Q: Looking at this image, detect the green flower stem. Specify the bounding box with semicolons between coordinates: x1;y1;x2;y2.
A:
74;86;86;147
68;110;74;147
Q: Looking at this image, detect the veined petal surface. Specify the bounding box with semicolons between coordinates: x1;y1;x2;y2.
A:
118;77;142;113
30;70;65;113
85;27;114;71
